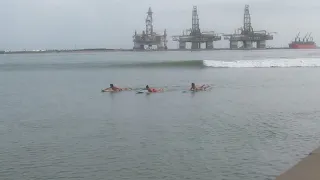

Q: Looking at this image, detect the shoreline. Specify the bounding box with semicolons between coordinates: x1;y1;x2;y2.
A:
276;146;320;180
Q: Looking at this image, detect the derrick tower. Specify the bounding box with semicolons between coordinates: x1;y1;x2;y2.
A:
145;7;153;37
243;5;253;35
191;6;201;36
224;5;275;49
133;7;167;50
172;6;222;50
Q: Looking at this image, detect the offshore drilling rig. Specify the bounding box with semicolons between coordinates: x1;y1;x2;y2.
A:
172;6;222;50
224;5;274;49
133;7;167;50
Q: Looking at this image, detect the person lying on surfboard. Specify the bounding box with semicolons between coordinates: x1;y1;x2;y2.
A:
146;85;163;93
103;84;131;92
190;83;209;91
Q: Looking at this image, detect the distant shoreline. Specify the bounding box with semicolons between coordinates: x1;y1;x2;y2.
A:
2;47;319;55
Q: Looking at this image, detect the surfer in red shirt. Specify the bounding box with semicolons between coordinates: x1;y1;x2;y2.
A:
146;85;163;93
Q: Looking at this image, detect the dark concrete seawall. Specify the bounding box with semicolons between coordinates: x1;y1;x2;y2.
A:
276;146;320;180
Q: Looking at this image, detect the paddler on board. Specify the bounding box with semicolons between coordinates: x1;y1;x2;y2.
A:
102;84;131;92
146;85;163;93
190;83;209;91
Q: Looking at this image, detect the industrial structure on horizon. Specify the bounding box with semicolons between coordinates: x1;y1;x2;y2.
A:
132;4;279;50
223;5;275;49
132;7;168;50
4;4;319;54
172;6;222;50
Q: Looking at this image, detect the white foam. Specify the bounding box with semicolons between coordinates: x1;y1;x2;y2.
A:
203;58;320;68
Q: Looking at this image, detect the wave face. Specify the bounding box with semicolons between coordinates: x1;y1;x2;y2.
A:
2;58;320;71
203;58;320;68
110;60;204;68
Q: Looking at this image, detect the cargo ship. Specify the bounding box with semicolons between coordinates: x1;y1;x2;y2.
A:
289;32;317;49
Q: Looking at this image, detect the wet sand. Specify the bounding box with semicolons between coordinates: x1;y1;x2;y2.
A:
276;146;320;180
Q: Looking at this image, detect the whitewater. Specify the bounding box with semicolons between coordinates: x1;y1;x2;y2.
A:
2;58;320;71
203;58;320;68
111;57;320;69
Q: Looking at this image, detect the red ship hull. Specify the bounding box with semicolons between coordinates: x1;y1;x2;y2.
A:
289;43;316;49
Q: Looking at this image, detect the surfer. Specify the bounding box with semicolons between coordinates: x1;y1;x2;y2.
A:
190;83;209;91
102;84;131;92
146;85;163;93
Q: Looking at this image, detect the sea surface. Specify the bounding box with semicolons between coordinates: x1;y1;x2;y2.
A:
1;49;320;180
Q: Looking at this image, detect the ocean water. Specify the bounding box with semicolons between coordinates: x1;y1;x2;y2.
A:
1;49;320;180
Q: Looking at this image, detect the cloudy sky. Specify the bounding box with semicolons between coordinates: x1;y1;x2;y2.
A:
2;0;320;50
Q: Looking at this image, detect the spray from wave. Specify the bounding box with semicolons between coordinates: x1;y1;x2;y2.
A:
113;58;320;68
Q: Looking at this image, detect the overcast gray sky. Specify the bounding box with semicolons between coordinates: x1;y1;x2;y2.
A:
2;0;320;50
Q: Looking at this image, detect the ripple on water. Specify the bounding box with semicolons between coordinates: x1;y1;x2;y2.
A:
1;53;320;180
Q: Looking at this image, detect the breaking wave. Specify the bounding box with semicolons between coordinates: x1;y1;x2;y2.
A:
113;58;320;68
2;58;320;71
203;58;320;68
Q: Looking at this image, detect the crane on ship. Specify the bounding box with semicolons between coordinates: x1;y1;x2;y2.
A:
302;33;310;42
305;32;313;42
294;32;301;42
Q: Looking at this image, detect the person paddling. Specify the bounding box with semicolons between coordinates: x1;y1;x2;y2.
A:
105;84;122;91
103;84;131;92
146;85;163;93
190;83;208;91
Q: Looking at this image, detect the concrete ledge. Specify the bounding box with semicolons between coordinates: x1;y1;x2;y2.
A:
276;147;320;180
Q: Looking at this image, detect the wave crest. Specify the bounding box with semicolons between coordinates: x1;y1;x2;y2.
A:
203;58;320;68
110;60;204;68
2;58;320;71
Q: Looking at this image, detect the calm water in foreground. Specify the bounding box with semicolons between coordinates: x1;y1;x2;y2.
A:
1;50;320;180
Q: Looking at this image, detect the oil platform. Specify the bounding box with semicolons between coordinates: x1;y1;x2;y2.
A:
224;5;274;49
172;6;222;50
133;7;167;50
